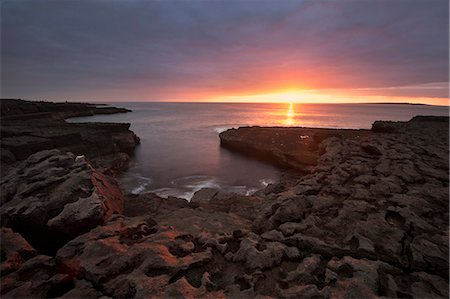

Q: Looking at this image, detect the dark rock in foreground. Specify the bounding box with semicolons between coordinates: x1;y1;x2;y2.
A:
1;113;448;298
1;150;124;254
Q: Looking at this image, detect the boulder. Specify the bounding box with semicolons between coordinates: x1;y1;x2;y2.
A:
0;149;124;253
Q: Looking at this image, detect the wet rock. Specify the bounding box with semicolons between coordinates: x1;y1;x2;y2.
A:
191;188;219;203
124;192;190;218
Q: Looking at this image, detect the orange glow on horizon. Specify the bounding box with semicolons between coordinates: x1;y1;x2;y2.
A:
205;89;449;106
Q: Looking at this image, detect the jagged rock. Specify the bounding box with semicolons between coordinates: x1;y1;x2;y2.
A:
190;188;219;203
0;255;72;298
55;213;248;297
193;192;265;221
232;233;297;270
409;235;449;277
0;228;37;276
59;280;102;298
0;149;124;253
124;192;190;218
1;111;448;298
278;284;326;299
361;142;382;155
221;117;448;297
281;254;322;285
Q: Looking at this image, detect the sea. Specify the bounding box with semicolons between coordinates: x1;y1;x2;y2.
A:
67;102;449;200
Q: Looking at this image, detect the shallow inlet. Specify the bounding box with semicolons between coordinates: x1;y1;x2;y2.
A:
67;102;449;200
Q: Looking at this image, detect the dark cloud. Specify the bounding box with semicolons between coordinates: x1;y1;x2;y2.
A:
1;0;448;101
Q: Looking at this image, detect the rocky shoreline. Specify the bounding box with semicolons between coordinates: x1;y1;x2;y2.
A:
0;101;448;298
0;99;139;175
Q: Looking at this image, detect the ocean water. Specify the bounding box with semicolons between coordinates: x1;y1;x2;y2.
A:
68;102;448;200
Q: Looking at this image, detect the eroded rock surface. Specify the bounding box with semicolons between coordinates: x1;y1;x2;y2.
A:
0;228;37;276
55;210;252;298
234;116;449;298
219;126;372;172
0;150;124;253
1;116;448;298
0;99;139;175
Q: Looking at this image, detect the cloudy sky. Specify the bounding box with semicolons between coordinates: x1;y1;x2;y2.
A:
1;0;449;104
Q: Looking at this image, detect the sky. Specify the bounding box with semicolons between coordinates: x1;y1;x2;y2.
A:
1;0;449;105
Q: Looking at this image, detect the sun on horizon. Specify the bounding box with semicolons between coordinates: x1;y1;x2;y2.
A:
206;89;449;106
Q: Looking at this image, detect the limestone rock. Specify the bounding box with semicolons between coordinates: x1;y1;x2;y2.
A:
0;150;124;253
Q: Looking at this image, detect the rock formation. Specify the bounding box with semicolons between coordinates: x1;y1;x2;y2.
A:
0;103;448;299
0;99;139;175
219;126;371;172
1;150;124;254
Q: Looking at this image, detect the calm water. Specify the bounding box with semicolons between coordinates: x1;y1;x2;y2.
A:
68;102;448;200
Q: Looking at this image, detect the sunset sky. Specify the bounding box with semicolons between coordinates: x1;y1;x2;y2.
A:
1;0;449;105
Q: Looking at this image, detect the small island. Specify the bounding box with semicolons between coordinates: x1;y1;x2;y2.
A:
0;99;448;298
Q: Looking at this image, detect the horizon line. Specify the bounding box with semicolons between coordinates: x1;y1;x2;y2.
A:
2;98;449;107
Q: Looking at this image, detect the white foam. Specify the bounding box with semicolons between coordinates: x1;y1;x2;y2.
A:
151;187;191;200
133;174;275;202
131;184;148;194
245;188;258;196
125;173;153;195
259;178;274;187
213;127;230;133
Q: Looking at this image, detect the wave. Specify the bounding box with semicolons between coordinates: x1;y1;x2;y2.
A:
213;127;231;133
259;178;274;187
150;187;194;200
123;173;274;201
120;173;153;195
131;184;149;194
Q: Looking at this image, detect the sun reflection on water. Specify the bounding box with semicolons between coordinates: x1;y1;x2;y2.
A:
284;102;296;125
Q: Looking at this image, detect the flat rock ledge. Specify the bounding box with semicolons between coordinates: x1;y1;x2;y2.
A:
0;99;140;175
0;116;448;298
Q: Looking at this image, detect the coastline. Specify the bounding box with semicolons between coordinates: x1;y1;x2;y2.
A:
0;99;140;176
0;100;448;298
